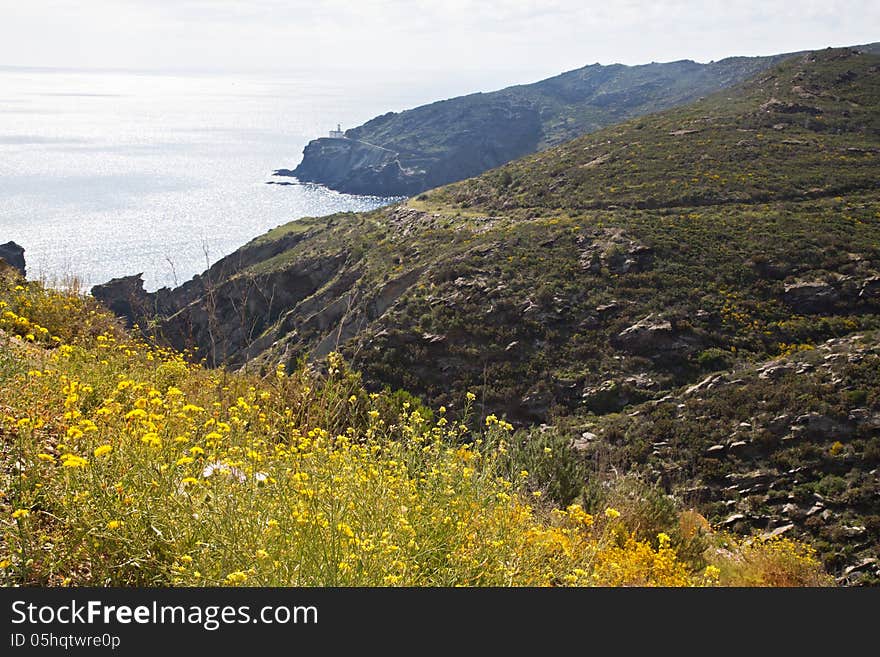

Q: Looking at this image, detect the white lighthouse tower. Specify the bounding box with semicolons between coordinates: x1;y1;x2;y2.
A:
328;123;345;139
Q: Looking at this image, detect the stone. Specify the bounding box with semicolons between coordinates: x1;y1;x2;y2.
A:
760;524;794;540
685;374;720;396
794;412;853;440
782;279;839;313
614;314;684;354
860;276;880;303
842;525;867;538
843;558;878;576
758;362;796;380
572;432;597;451
759;97;822;115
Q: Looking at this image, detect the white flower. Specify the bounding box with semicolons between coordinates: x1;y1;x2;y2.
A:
202;461;246;483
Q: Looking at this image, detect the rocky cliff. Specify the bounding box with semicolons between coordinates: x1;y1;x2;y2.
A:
285;137;419;196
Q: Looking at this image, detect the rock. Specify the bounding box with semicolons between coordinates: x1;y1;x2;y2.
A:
580;377;655;413
614;314;683;354
572;432;597;451
0;241;26;277
582;153;610;168
286;137;422;196
520;387;553;421
843;558;878;576
705;444;726;457
759;97;822;115
685;374;721;396
758;362;796;380
782;279;839;313
91;274;152;328
725;470;773;487
842;525;867;538
760;524;794;540
723;513;746;525
860;276;880;303
793;412;853;440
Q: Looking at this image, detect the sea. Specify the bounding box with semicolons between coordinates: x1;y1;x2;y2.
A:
0;66;509;291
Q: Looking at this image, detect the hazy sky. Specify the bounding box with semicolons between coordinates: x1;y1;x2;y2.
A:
1;1;877;84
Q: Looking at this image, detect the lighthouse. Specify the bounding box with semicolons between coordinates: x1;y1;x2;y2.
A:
328;123;345;139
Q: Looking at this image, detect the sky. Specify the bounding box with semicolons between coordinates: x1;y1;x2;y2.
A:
1;1;878;86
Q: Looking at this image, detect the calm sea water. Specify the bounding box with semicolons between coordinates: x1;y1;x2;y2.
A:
0;67;498;291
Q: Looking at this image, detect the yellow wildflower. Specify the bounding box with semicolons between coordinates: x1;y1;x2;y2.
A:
225;571;248;585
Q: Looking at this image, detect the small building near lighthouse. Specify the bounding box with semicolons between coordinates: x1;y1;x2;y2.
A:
328;123;345;139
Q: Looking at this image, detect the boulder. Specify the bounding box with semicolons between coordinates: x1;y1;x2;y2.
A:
614;314;683;354
792;412;853;440
860;276;880;303
0;241;26;277
760;524;794;540
572;432;597;451
782;279;839;313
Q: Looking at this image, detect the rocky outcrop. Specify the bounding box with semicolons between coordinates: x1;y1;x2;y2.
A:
0;242;26;277
614;315;685;354
91;274;155;328
287;137;423;197
783;279;840;313
861;276;880;303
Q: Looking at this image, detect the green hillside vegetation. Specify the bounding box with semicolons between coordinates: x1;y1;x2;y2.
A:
90;47;880;582
0;274;832;586
430;49;879;211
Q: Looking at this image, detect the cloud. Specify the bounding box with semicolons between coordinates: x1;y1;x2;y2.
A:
1;0;877;77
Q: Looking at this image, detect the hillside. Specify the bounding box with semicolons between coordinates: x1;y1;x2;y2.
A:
281;52;802;195
92;47;880;580
581;332;880;585
1;273;834;586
